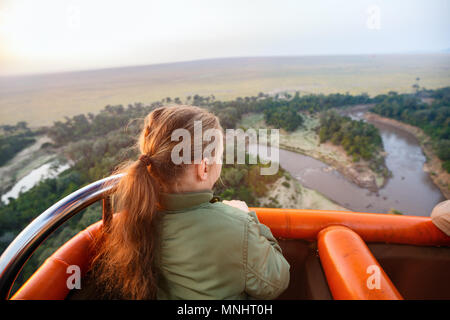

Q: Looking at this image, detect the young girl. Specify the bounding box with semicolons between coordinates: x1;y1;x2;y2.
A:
86;105;290;300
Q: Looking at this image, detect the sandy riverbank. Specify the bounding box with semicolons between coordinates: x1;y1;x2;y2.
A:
364;112;450;199
279;116;388;192
258;172;348;211
0;136;54;195
240;112;388;192
0;135;68;197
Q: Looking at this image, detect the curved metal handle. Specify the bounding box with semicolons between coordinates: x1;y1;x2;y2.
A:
0;174;124;299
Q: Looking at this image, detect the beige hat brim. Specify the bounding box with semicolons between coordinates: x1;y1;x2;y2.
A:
431;200;450;236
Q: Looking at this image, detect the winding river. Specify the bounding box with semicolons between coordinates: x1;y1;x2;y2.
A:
257;110;445;217
2;111;444;216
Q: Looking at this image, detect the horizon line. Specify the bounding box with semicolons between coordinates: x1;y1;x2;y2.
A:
1;51;449;79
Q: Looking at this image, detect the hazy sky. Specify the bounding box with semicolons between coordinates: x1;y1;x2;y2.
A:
0;0;449;76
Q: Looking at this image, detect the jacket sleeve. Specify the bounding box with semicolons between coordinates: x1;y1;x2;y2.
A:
244;211;290;299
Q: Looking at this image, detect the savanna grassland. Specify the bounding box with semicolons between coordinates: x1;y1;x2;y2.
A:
1;54;450;127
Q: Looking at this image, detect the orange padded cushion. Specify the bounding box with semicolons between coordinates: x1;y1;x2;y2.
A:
318;225;403;300
11;221;103;300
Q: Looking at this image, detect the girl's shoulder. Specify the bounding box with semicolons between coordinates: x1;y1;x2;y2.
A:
207;201;253;223
161;201;252;229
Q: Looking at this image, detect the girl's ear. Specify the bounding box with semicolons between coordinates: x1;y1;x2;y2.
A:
197;158;209;181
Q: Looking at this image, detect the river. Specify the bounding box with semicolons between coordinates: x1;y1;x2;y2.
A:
256;109;445;216
1;160;71;205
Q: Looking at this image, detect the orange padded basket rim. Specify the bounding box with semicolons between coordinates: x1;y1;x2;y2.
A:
11;209;450;300
252;208;450;246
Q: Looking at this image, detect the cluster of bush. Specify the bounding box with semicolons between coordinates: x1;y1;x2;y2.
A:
318;111;383;162
0;122;36;166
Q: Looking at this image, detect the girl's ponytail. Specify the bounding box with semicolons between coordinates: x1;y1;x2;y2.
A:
90;105;221;299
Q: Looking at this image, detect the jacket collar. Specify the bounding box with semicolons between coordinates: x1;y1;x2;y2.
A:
159;190;214;211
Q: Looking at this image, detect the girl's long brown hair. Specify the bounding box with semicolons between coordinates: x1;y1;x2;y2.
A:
90;105;221;299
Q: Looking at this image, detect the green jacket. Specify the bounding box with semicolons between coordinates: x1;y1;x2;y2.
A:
156;191;290;300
